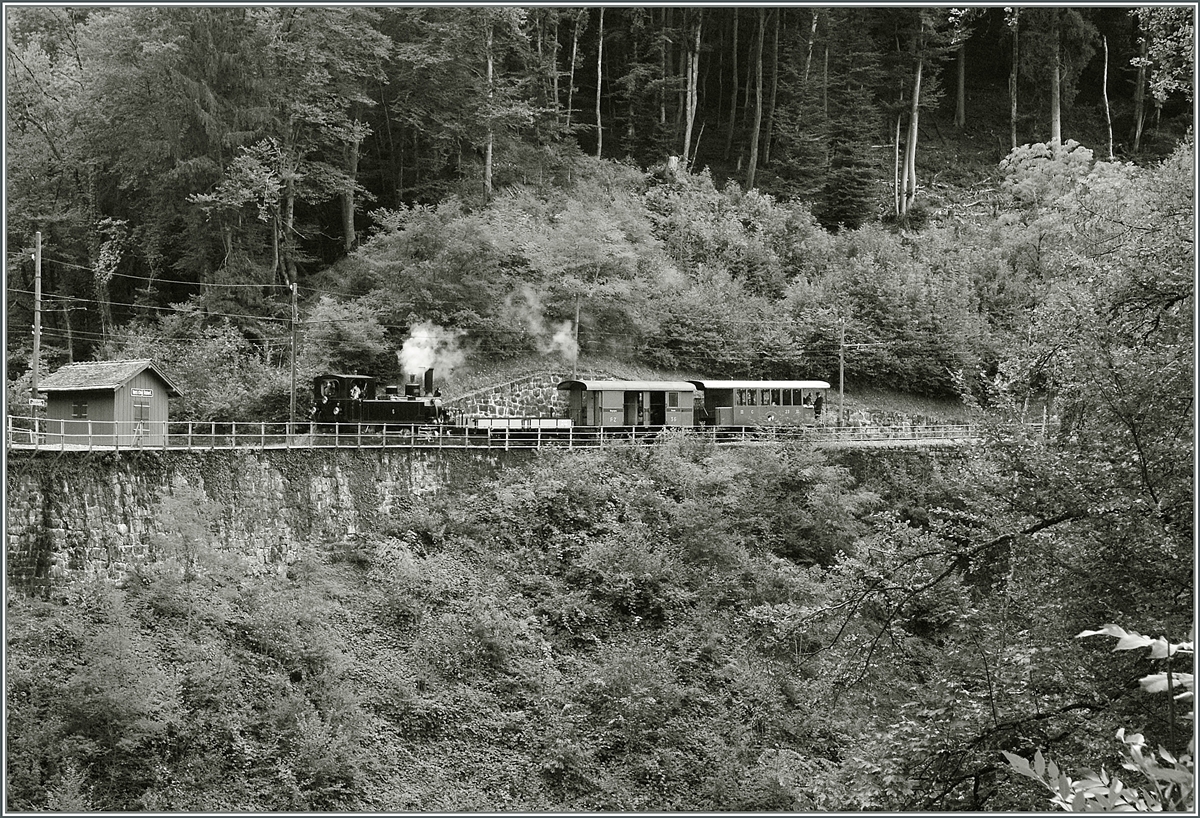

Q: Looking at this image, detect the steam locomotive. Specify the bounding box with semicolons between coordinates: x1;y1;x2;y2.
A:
311;369;449;429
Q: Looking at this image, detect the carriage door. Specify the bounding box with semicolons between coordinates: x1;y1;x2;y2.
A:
623;391;644;425
648;391;666;425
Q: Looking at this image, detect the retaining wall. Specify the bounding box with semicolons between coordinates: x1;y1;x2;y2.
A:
4;447;522;596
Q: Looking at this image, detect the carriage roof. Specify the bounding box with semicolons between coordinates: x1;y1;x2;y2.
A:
556;380;696;392
688;380;832;390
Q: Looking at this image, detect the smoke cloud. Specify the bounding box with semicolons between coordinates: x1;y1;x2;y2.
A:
398;321;466;377
503;285;579;362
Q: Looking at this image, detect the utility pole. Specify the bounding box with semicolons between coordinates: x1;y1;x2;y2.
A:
289;281;298;434
573;295;580;380
838;317;845;425
31;231;42;403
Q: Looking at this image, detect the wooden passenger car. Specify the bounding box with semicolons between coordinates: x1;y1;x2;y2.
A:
556;380;697;427
688;379;831;426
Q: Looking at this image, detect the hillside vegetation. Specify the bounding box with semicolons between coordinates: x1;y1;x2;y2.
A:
4;6;1193;812
7;424;1193;811
5;5;1194;418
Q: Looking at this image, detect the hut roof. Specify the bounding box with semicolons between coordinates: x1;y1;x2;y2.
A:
38;359;183;396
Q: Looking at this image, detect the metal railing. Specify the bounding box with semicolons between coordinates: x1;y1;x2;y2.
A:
5;415;1005;453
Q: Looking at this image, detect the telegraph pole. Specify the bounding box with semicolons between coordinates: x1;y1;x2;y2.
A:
838;317;845;425
31;231;42;403
289;281;298;434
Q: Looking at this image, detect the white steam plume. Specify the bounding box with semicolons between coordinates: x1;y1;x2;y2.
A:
503;285;578;362
399;321;466;377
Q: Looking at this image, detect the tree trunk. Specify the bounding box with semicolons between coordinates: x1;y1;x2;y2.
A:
271;214;280;279
551;15;560;122
954;42;966;128
485;19;494;198
341;137;360;252
1009;8;1019;151
901;54;923;217
659;8;668;128
283;170;297;285
741;14;754;126
894;113;903;217
1049;10;1061;145
1102;36;1113;160
1132;36;1147;151
803;9;819;83
567;10;583;130
670;7;684;137
595;7;603;158
682;11;702;165
62;303;74;363
762;8;781;165
745;8;764;189
725;9;738;159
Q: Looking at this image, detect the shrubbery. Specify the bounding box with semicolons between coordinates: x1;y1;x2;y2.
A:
7;376;1191;810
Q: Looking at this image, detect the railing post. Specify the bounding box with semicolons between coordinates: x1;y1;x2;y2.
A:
232;421;236;449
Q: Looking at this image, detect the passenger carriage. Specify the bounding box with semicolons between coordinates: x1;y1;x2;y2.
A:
556;380;696;427
688;380;831;427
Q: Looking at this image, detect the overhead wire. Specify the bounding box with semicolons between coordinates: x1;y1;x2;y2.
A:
9;262;980;371
7;289;972;361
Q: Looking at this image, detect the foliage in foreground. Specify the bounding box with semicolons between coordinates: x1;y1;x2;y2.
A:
5;419;1191;810
1004;626;1194;811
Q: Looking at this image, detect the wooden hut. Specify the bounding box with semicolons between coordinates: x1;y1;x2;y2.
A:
37;359;182;446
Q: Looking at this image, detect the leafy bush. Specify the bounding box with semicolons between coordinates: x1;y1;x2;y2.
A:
1004;626;1195;812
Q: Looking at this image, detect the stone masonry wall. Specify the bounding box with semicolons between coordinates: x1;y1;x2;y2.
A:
5;447;517;596
445;371;570;419
445;369;627;420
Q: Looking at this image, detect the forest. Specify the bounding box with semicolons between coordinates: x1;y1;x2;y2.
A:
3;4;1194;406
3;4;1195;813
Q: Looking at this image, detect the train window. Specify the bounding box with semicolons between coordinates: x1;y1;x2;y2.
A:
667;392;679;408
802;392;813;406
782;389;793;406
749;390;759;406
736;389;746;406
770;389;781;406
321;379;338;398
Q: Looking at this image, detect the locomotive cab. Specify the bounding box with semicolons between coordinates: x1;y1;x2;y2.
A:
311;370;445;428
312;374;378;424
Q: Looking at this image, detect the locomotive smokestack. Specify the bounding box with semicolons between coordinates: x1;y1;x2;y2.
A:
423;368;434;396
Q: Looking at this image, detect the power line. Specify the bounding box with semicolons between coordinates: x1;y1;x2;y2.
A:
34;255;289;289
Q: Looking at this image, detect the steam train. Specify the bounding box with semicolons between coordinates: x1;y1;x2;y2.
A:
311;370;450;428
310;370;830;433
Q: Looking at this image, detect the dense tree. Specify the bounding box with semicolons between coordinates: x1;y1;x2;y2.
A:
5;5;1193;401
